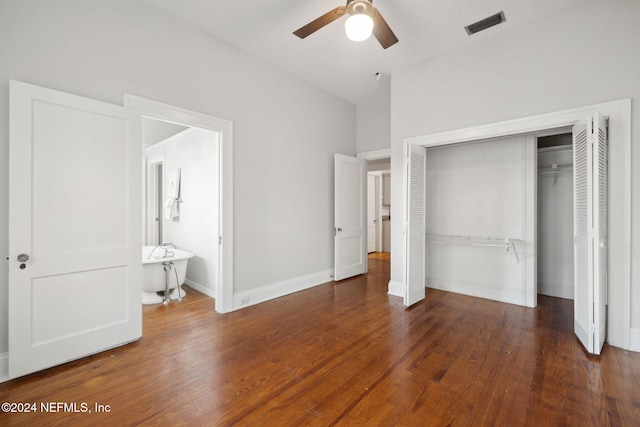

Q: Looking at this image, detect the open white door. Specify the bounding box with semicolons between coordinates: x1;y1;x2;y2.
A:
573;113;607;355
9;81;142;378
404;143;427;306
367;174;377;253
334;154;367;281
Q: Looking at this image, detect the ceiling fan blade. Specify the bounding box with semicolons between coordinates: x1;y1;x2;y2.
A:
293;6;347;39
372;8;398;49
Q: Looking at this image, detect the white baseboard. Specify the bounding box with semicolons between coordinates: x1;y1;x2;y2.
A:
0;352;8;383
427;276;525;306
387;280;404;297
538;281;574;300
184;279;215;299
233;269;333;310
630;327;640;352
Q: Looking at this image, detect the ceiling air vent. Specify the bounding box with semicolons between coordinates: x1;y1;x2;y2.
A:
465;11;506;35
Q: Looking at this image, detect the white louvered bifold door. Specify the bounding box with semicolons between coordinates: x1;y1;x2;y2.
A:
404;143;427;306
573;121;590;351
592;113;607;354
572;113;607;355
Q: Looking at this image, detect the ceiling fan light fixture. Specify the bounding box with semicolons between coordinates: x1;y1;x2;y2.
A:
293;0;397;49
345;13;374;41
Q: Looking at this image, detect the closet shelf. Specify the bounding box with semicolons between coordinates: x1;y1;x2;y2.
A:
425;233;520;262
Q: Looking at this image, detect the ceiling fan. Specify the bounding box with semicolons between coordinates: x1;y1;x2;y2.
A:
293;0;398;49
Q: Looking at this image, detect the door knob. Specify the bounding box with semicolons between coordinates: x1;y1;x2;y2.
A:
17;254;29;262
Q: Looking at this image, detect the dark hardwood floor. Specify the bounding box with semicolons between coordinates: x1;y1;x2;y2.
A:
1;252;639;426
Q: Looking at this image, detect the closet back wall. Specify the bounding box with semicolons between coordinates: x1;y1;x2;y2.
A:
425;135;535;305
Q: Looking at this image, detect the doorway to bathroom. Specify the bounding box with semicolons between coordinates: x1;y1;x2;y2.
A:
125;95;234;314
143;120;219;303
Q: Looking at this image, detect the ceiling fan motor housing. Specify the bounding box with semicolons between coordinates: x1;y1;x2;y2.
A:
346;0;374;17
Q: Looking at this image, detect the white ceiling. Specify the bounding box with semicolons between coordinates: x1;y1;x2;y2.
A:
142;0;581;105
142;118;189;147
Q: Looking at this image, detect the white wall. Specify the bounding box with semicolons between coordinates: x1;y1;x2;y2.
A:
143;120;188;148
356;76;391;153
425;136;534;305
0;0;355;355
390;0;640;349
146;128;219;293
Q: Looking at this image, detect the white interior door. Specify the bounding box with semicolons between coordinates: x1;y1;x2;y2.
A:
404;143;427;306
367;174;377;253
334;154;367;281
9;81;142;378
572;113;607;355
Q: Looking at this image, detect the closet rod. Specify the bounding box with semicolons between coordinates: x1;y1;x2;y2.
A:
537;163;572;171
425;233;520;262
538;163;572;185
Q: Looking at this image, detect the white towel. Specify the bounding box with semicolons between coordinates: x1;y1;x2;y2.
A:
164;198;180;220
170;198;180;219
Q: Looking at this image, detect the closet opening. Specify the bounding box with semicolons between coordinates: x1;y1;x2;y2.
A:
422;134;534;307
402;99;630;354
536;132;574;301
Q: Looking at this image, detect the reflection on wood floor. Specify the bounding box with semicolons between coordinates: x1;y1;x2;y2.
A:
1;252;639;426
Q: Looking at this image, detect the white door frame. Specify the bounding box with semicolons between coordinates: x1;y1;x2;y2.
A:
402;99;632;351
124;95;234;314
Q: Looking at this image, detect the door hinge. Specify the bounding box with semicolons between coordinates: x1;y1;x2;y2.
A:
590;323;599;333
219;236;222;245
